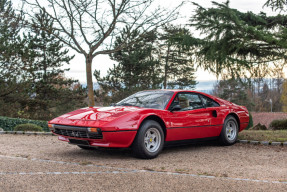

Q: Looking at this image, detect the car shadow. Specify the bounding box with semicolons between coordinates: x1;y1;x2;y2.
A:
56;140;223;160
162;140;222;154
57;146;133;160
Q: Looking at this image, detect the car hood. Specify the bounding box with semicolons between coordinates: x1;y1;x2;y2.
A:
56;106;142;122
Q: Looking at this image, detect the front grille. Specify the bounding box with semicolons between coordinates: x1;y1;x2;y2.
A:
54;128;89;138
53;124;103;139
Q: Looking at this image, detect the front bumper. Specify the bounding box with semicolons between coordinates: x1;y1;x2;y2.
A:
51;124;137;148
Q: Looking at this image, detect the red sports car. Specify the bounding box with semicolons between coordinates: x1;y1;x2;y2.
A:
48;90;249;159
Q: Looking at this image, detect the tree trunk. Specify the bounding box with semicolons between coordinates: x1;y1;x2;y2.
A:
86;56;95;107
164;45;170;89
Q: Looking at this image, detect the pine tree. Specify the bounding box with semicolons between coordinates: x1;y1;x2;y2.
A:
158;25;197;89
21;11;85;120
95;28;162;104
0;0;31;117
0;0;26;94
0;3;86;119
190;1;287;78
27;10;74;96
264;0;287;10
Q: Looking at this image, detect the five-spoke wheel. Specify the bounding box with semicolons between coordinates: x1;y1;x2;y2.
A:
219;116;238;145
132;120;164;159
226;121;237;141
144;128;161;153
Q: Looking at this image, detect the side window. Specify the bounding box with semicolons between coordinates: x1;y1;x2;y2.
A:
200;95;220;107
172;93;204;111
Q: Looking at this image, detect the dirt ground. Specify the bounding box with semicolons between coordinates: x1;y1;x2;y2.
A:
1;134;287;191
251;112;287;128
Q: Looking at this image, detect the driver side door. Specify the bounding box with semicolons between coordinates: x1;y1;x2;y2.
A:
166;92;217;141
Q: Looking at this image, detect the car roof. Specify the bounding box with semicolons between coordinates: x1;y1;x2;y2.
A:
142;89;226;104
143;89;208;94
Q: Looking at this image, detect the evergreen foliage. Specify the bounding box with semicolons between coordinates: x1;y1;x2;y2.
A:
246;112;253;130
0;116;48;131
190;1;287;78
158;25;197;89
264;0;287;11
0;0;26;91
95;29;162;104
0;0;32;117
21;11;86;120
269;119;287;130
95;26;197;105
0;0;25;81
0;1;86;120
14;123;43;132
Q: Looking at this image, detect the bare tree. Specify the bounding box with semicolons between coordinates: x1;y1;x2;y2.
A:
23;0;182;106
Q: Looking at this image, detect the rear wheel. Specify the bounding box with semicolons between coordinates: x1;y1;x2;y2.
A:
132;120;164;159
219;116;238;145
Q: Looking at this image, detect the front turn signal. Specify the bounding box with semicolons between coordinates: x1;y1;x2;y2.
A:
88;128;99;133
48;124;54;131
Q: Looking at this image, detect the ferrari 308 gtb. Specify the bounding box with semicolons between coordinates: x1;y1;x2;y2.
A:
48;90;249;159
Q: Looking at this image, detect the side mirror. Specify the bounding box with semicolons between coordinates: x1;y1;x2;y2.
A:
170;104;181;112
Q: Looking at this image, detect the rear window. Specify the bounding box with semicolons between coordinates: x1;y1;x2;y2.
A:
200;95;220;107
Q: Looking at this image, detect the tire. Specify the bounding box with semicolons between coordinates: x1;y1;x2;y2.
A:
219;116;238;146
77;145;95;150
132;120;164;159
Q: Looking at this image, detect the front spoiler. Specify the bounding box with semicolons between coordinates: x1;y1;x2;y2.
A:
55;130;137;148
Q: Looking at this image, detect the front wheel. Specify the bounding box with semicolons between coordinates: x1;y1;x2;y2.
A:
219;116;238;145
132;120;164;159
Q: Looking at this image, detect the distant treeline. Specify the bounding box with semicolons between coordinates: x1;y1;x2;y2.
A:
212;77;287;112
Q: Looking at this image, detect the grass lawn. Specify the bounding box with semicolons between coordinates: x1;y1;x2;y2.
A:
238;130;287;142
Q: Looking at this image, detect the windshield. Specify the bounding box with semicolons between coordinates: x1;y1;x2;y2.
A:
115;91;174;109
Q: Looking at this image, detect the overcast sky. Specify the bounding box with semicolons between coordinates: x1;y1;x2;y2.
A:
13;0;278;84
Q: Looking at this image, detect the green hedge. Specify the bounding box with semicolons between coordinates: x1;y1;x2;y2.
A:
0;116;48;132
269;119;287;130
14;124;43;132
246;112;253;130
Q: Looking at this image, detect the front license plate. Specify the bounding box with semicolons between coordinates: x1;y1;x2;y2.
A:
69;139;89;145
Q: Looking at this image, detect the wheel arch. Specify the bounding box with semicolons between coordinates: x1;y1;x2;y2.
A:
219;112;240;146
226;112;240;128
138;115;167;139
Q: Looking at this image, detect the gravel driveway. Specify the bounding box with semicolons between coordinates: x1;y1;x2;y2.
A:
1;135;287;191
